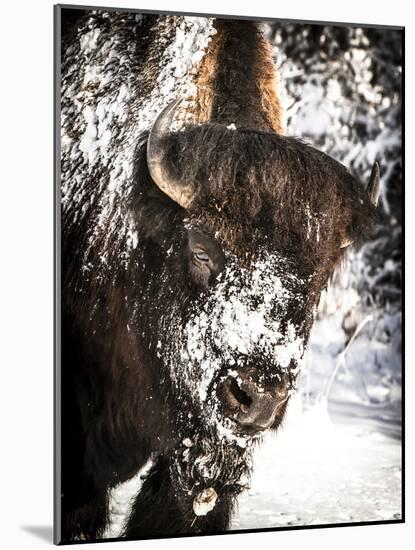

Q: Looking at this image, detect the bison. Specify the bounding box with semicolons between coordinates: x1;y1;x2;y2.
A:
58;9;380;543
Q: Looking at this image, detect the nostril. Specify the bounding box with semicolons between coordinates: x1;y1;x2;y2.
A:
221;373;290;435
227;377;253;411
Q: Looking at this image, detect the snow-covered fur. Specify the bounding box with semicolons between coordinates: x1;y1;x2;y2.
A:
60;10;378;542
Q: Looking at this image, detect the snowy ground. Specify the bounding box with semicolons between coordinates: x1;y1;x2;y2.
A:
231;395;401;530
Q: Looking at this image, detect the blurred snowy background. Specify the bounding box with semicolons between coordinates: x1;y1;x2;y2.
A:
232;22;402;529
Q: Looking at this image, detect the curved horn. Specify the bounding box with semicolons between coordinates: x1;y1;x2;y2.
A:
147;100;196;208
366;161;380;207
340;161;381;249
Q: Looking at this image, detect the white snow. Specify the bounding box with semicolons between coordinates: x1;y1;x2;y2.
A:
103;456;154;539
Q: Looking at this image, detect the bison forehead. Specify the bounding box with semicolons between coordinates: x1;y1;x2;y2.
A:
185;252;307;361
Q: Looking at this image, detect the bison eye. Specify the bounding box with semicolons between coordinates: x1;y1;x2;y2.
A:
194;250;210;263
187;229;225;287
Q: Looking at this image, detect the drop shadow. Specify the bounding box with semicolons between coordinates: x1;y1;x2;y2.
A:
21;525;53;543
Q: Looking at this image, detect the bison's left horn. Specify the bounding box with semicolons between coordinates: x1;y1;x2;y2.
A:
340;162;381;249
147;100;196;209
366;161;380;207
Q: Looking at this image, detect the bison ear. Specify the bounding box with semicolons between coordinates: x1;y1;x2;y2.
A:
340;161;381;249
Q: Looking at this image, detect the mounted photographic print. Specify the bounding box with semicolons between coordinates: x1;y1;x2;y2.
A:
54;4;404;544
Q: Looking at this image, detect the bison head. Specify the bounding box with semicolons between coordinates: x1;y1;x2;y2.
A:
131;101;380;451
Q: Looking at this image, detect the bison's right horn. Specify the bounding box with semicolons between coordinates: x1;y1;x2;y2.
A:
340;161;381;249
147;100;196;209
366;161;380;207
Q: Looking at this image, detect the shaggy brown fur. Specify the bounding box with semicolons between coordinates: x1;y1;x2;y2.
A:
192;20;284;133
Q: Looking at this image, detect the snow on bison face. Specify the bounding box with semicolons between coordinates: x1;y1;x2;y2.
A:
160;228;315;445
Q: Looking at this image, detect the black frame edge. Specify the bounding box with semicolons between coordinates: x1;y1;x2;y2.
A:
54;3;63;546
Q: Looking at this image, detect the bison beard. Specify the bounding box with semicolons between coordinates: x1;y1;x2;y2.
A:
60;11;380;543
124;439;251;537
